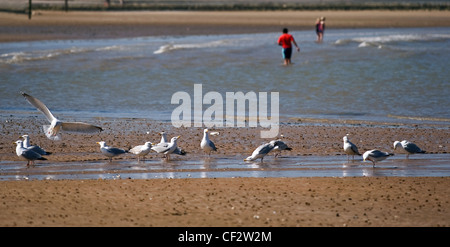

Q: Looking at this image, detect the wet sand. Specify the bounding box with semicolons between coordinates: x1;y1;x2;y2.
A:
1;117;449;163
1;10;450;42
1;177;449;227
1;117;449;226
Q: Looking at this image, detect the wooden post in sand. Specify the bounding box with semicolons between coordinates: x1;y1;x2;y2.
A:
28;0;32;20
65;0;68;12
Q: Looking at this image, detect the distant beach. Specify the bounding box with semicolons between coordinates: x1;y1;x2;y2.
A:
1;10;450;42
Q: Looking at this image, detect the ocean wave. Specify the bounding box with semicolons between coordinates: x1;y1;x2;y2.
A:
335;33;450;48
0;45;124;64
153;39;238;54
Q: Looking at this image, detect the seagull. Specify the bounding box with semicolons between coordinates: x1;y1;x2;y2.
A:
158;131;186;156
151;136;180;160
21;92;102;140
159;131;168;143
129;142;153;162
96;141;127;162
20;134;51;155
244;140;278;162
271;140;292;158
363;149;394;167
14;140;47;166
343;134;361;162
394;140;426;159
201;129;217;156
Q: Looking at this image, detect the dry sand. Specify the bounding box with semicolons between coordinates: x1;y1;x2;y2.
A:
1;10;450;227
1;10;450;42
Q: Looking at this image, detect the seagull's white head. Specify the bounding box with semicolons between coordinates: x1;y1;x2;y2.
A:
96;141;106;147
393;141;401;150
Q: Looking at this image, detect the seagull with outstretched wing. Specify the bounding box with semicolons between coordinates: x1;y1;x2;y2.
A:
21;92;102;140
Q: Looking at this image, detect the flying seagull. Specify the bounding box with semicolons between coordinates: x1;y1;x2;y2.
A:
21;92;102;140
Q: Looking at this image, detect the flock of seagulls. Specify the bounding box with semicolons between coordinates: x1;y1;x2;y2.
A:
343;134;426;167
14;92;427;167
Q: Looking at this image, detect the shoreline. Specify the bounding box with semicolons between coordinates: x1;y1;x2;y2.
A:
1;116;448;163
1;10;450;42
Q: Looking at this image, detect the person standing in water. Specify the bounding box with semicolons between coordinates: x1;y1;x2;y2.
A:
277;28;300;66
316;17;326;43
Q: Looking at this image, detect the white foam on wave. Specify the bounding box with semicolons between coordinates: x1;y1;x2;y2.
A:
335;33;450;48
0;45;125;64
154;39;235;54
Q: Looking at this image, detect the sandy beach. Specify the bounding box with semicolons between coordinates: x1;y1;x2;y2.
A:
1;10;450;227
1;10;450;42
1;177;449;227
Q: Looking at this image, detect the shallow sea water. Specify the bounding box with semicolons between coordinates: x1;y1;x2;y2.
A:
1;154;449;181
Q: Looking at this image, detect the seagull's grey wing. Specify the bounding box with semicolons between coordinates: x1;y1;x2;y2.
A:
129;145;143;154
403;142;424;154
370;150;394;159
21;92;55;123
208;140;217;151
61;122;103;133
274;140;292;151
27;145;51;155
107;147;127;155
22;149;46;161
151;143;171;153
369;150;385;158
350;142;361;155
254;143;273;155
173;147;187;155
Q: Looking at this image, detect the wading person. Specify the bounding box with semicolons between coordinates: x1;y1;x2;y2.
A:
316;17;326;42
277;28;300;66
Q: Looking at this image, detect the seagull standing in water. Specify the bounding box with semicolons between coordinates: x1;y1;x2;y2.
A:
151;136;181;160
244;140;279;162
271;140;292;158
158;131;186;156
129;142;153;162
14;140;47;166
97;141;127;162
20;134;52;156
21;92;102;140
201;129;217;156
393;140;426;159
363;149;394;167
343;134;361;162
